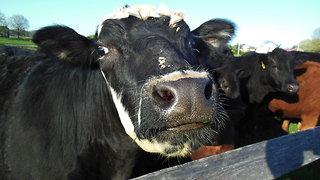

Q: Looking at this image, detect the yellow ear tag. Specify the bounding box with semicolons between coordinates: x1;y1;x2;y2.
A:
261;61;266;69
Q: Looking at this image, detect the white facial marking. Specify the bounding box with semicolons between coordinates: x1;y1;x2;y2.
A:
219;31;232;38
137;87;144;127
159;70;209;81
158;57;166;69
100;70;136;138
97;4;186;36
100;70;167;154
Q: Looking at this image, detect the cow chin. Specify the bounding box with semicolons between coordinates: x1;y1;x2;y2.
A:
147;125;218;157
135;104;221;157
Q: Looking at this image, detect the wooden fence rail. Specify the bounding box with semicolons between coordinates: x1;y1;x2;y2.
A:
133;126;320;180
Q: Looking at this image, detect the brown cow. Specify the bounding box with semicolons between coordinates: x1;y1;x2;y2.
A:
190;142;234;160
190;119;235;160
269;61;320;132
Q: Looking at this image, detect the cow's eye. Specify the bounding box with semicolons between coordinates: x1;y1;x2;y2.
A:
189;40;199;52
97;46;109;56
190;39;195;46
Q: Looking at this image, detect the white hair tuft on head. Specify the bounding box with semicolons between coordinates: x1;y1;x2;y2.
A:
97;4;186;36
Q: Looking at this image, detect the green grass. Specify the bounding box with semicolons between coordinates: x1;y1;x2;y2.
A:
288;123;299;134
0;37;36;46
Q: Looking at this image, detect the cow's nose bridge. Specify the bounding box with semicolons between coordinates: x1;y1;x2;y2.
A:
154;76;212;102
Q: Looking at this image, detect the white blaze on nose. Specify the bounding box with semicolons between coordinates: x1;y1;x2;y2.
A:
159;70;209;81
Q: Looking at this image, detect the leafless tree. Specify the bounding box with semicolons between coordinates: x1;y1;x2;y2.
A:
0;11;7;26
0;11;10;37
8;14;29;38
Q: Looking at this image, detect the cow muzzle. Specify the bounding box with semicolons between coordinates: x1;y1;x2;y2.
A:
150;73;218;131
287;83;299;94
135;71;226;157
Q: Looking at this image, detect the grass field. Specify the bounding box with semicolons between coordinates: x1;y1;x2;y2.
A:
0;37;36;46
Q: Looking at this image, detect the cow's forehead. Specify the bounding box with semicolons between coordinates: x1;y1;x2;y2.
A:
97;4;186;36
268;49;292;62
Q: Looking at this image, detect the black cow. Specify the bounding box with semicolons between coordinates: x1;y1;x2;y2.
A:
0;5;231;179
228;48;303;104
227;48;308;146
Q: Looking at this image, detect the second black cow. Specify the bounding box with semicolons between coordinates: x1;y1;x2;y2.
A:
226;48;307;146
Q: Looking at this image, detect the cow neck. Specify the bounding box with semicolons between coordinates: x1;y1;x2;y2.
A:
247;59;273;104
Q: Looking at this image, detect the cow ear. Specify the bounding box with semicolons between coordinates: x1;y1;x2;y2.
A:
33;25;92;65
294;54;308;67
259;54;269;70
192;19;235;48
235;69;245;78
211;68;221;78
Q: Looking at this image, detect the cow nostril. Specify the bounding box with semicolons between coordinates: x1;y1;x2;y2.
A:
204;82;213;100
157;90;174;102
153;85;175;102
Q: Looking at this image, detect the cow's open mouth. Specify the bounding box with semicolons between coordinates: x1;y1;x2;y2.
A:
167;122;208;131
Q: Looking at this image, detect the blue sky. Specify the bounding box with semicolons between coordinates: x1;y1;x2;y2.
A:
2;0;320;48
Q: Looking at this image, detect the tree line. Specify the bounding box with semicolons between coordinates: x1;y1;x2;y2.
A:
298;27;320;53
0;11;32;38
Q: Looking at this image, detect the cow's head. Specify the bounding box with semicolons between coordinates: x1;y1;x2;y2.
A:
261;48;301;94
32;5;229;158
94;5;227;157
